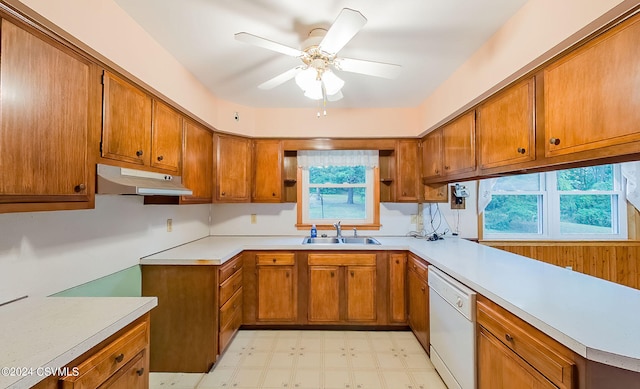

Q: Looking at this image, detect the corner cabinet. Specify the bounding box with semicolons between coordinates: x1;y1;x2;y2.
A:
395;139;422;202
252;139;283;202
214;133;251;202
0;18;97;211
544;13;640;158
478;77;535;170
255;253;298;322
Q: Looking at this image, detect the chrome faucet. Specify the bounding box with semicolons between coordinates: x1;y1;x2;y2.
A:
333;221;342;238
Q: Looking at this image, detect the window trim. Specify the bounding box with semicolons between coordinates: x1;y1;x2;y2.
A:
482;165;627;241
296;166;381;230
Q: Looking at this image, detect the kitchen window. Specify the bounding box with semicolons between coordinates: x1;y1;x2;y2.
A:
297;150;380;228
481;164;627;240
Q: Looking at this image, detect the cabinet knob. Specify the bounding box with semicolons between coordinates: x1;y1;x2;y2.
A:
517;147;526;154
157;155;164;161
136;150;143;157
350;271;354;277
505;333;514;342
444;166;450;170
402;191;407;196
74;184;86;193
395;260;400;264
136;368;144;377
420;286;426;293
272;192;276;196
272;258;276;263
435;169;439;175
549;138;561;146
115;353;124;363
221;192;226;196
285;272;289;278
330;271;335;277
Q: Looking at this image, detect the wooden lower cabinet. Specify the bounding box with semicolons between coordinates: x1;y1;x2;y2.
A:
389;253;407;323
407;254;429;352
255;253;298;322
59;316;149;389
477;296;575;389
218;255;243;353
307;253;377;323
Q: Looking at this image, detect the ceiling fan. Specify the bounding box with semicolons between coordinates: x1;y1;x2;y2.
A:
234;8;402;103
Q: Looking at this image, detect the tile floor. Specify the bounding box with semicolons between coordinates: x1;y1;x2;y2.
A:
150;330;447;389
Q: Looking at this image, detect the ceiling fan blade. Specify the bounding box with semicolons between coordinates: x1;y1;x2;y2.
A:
258;67;303;90
235;32;303;58
334;57;401;79
318;8;367;54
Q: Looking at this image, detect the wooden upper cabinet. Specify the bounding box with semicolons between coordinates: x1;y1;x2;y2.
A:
102;71;152;166
442;111;477;177
544;13;640;157
215;134;251;202
252;139;282;202
478;77;535;170
0;19;94;206
181;120;213;204
151;100;182;173
421;129;443;180
396;139;421;202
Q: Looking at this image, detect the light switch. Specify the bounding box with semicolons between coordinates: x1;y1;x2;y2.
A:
251;214;257;224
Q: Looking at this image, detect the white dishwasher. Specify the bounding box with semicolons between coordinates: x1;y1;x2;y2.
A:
428;265;477;389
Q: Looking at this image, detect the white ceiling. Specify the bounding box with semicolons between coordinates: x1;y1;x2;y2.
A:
113;0;529;109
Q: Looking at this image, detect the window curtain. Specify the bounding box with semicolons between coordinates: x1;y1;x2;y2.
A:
622;161;640;212
297;150;379;170
477;177;499;215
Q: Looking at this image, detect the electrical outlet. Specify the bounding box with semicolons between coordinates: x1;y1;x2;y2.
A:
450;187;465;210
166;219;173;232
411;214;417;223
250;214;257;224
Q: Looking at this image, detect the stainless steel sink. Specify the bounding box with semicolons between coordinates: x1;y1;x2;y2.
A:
302;236;381;245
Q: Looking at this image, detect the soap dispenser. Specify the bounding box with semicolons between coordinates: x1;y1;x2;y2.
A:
310;224;317;238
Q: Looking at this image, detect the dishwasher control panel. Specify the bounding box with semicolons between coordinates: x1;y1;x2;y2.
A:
428;265;476;321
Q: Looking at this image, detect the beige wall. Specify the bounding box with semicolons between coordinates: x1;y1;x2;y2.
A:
7;0;635;138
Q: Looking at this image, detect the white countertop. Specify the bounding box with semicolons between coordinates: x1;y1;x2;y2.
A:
0;296;157;389
142;235;640;373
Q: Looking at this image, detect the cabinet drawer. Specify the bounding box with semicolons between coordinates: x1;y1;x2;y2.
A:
220;256;242;283
219;308;242;353
256;253;295;265
408;255;428;281
477;299;575;389
61;321;148;389
220;270;242;306
220;288;243;328
308;253;376;266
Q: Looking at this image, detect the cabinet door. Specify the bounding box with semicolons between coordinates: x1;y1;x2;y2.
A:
478;77;535;169
151;100;182;173
181;121;213;204
102;71;152;166
442;111;476;176
478;327;557;389
346;266;377;321
389;254;407;323
421;129;443;180
544;14;640;157
252;139;282;202
408;269;429;351
0;20;92;203
396;139;421;202
215;134;251;202
257;265;297;321
308;266;340;322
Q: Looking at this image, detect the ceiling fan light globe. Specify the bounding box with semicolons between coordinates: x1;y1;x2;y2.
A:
304;83;323;100
322;71;345;95
295;67;318;92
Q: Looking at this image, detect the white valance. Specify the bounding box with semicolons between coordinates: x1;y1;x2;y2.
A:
297;150;379;170
622;161;640;212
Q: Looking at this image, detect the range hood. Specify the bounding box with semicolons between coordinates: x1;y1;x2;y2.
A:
97;164;193;196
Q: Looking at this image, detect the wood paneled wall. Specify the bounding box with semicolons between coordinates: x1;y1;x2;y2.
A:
481;241;640;290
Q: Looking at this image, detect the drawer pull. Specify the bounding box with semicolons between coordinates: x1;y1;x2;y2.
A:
115;353;124;363
420;286;426;293
136;368;144;376
136;150;143;157
272;258;276;263
350;271;354;277
505;333;514;342
74;183;86;193
549;137;561;146
395;259;399;264
517;147;526;154
157;155;164;161
330;271;335;277
286;271;290;278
